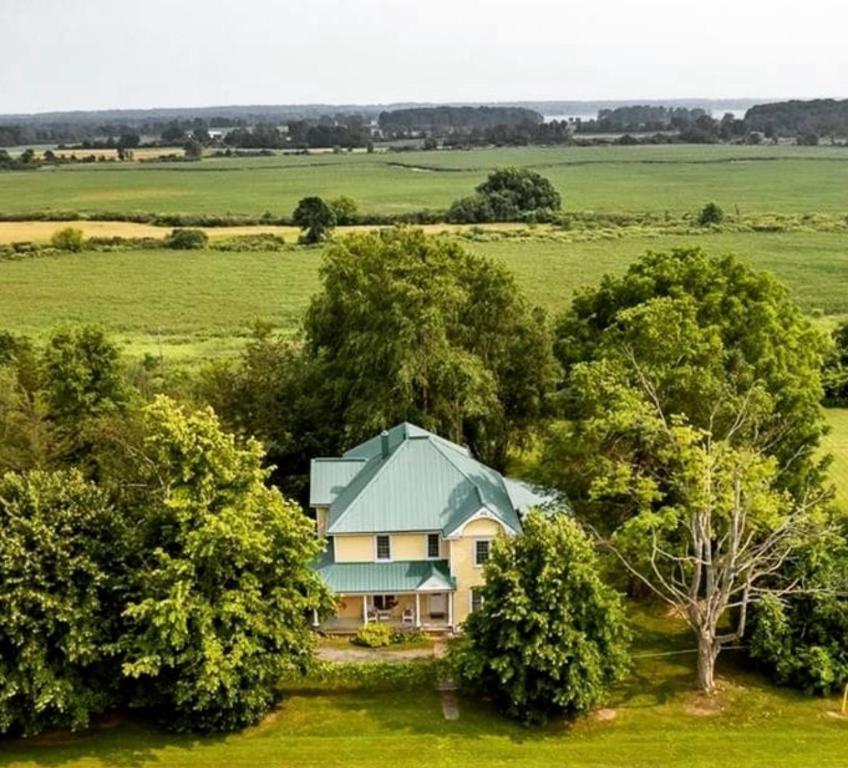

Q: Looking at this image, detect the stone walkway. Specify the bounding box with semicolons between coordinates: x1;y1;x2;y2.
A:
316;645;436;662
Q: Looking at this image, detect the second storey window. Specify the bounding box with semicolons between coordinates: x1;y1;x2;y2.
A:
376;534;391;561
474;539;491;566
427;533;440;559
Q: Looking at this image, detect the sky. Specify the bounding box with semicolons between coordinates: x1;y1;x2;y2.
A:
4;0;848;114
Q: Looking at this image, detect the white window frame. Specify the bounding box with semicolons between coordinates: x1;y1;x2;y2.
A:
474;538;492;568
470;587;485;613
375;534;392;562
426;532;441;559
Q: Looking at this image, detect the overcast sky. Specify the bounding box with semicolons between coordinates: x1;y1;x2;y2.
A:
4;0;848;114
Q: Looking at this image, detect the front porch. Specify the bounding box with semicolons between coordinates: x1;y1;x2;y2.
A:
314;591;455;634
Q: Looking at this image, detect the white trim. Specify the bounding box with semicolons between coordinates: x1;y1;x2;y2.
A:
374;533;392;562
470;587;485;613
444;506;516;539
473;537;492;568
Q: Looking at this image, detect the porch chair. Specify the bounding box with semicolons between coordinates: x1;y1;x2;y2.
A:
401;606;416;626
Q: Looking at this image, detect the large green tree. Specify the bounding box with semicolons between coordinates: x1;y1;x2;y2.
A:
303;228;557;468
453;510;630;724
543;248;828;529
0;470;125;736
118;396;331;731
41;326;128;463
540;284;828;692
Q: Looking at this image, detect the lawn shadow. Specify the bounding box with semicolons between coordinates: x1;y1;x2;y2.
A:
0;711;230;768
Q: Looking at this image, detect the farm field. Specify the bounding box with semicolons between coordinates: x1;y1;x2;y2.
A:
1;231;846;362
2;609;846;768
4;145;848;217
823;408;848;509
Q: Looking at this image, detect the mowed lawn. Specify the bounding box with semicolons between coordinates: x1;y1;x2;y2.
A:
2;610;846;768
4;145;848;217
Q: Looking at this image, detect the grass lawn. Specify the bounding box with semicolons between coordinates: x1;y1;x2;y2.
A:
4;144;848;218
3;608;846;768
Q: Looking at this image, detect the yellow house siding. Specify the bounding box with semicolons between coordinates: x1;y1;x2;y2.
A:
334;535;375;562
332;532;443;562
448;517;504;625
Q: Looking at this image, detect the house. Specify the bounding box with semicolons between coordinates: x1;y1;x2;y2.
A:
309;422;550;633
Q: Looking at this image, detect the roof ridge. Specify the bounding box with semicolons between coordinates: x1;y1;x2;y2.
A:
429;437;490;498
327;438;410;533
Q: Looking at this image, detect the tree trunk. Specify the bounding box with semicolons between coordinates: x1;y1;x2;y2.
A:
696;633;718;694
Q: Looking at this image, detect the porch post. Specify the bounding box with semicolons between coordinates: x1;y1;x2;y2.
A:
362;594;368;625
415;592;421;628
448;592;453;629
312;609;319;627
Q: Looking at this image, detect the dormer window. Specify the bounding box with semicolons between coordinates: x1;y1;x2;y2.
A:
375;534;391;561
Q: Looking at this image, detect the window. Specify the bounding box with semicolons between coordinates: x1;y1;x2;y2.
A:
374;595;397;611
471;588;484;613
474;539;491;566
427;533;440;559
375;534;391;561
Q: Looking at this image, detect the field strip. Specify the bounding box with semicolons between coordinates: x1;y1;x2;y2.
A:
0;220;541;244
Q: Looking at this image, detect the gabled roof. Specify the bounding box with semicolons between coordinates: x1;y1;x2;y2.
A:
309;422;550;536
314;540;455;594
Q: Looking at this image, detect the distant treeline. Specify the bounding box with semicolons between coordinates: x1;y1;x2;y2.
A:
744;99;848;139
576;105;709;133
378;106;543;132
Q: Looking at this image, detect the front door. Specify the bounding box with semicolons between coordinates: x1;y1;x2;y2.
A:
428;593;447;618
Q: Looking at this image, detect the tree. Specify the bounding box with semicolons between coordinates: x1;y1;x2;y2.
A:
0;470;125;735
303;228;557;468
747;537;848;694
327;195;358;225
697;202;724;226
51;227;85;252
117;396;331;731
42;326;128;463
453;510;630;724
544;248;828;529
822;319;848;405
292;196;336;244
541;290;827;693
447;167;562;223
183;138;203;159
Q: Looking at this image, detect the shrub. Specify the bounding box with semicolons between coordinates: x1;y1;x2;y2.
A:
166;228;209;250
698;201;725;226
452;510;630;724
328;195;359;225
351;622;393;648
51;227;85;251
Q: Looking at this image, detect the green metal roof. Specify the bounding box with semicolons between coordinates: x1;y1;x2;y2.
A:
309;422;548;536
309;458;367;506
313;541;455;594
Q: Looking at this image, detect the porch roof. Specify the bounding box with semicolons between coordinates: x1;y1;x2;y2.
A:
314;542;455;594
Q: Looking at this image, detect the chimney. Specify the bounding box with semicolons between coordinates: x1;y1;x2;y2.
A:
380;430;390;459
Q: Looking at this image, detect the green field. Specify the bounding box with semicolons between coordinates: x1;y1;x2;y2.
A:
1;231;846;361
3;609;846;768
5;145;848;217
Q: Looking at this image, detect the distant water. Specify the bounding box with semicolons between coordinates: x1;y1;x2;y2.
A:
544;108;749;123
